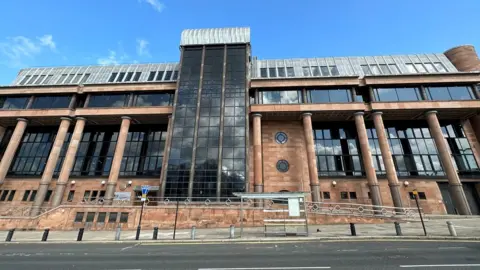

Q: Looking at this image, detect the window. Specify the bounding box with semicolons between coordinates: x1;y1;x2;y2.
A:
0;96;29;110
330;66;339;76
31;95;71;109
443;123;479;175
425;86;475;101
269;67;277;78
74;212;84;223
120;212;129;223
414;63;427;73
133;72;142;81
22;190;31;201
409;192;427;200
379;64;390;75
369;123;444;177
405;64;417;73
9;129;56;176
108;73;117;82
349;192;357;199
88;94;128;107
147;71;156;81
120;127;168;176
7;190;15;201
97;212;107;223
29;190;37;201
260;68;267;78
44;190;52;202
374;87;422;102
276;160;289;172
172;71;178;80
313;125;363;176
323;191;331;200
389;64;400;74
156;71;165;81
83;191;91;201
340;192;348;199
164;71;173;80
302;66;311;76
133;93;173;106
260;90;302;104
67;190;75;202
370;65;381;75
108;212;118;223
86;212;95;222
91;191;98;201
19;75;31;85
424;63;436;72
307;89;352;103
43;75;54;85
311;66;321;76
434;62;447;72
125;72;133;82
361;65;371;75
277;67;286;77
286;67;295;77
0;190;9;201
65;74;75;84
275;132;288;144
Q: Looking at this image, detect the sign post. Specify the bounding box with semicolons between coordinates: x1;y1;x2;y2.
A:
413;189;427;236
135;185;150;240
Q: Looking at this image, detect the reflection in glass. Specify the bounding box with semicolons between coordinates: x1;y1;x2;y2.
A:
88;94;128;107
307;89;352;103
0;96;29;110
260;90;302;104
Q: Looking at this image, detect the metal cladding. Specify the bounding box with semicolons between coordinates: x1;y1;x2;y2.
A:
180;27;250;46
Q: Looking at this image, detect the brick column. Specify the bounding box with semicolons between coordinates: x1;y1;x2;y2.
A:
353;112;382;207
469;115;480;149
252;113;263;193
302;113;321;202
160;115;173;199
425;111;471;215
104;116;131;204
372;112;403;209
0;118;28;185
31;117;72;216
51;117;86;207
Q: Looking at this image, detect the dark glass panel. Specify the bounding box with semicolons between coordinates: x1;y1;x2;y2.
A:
0;96;29;110
88;94;127;107
31;95;71;109
134;93;172;106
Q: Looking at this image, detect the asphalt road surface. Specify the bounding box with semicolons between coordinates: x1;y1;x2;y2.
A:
0;240;479;270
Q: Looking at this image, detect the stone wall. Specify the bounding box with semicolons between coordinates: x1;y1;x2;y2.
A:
0;204;389;231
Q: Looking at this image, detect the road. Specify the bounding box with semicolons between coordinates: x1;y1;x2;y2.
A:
0;240;479;270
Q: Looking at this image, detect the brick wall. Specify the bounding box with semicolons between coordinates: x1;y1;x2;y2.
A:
261;120;310;193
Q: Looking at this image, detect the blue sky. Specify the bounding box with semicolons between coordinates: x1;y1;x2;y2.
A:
0;0;479;84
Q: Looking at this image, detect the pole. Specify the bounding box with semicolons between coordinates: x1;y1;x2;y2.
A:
414;190;427;236
136;201;145;240
173;200;180;240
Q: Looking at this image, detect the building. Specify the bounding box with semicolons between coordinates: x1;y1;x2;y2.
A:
0;27;480;230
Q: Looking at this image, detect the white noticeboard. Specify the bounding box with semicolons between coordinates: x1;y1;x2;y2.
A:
288;198;300;217
114;192;131;201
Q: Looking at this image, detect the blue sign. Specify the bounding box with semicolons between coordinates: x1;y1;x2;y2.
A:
141;185;150;195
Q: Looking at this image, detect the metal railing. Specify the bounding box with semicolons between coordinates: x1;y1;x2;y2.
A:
0;206;51;217
307;201;422;220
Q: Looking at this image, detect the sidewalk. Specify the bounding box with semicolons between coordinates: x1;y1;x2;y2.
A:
1;218;479;242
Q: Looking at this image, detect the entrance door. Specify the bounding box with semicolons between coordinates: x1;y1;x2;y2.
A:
438;183;456;214
463;183;480;215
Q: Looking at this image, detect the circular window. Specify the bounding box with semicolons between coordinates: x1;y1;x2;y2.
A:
276;160;289;173
275;132;288;144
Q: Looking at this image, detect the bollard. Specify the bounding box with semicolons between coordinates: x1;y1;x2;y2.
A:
77;228;84;241
394;222;403;236
229;225;235;239
41;229;50;241
115;224;121;241
5;229;14;242
135;225;141;240
447;221;457;237
191;226;196;240
349;223;356;236
152;227;158;240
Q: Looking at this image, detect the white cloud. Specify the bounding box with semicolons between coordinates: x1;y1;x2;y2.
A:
136;38;150;57
97;49;129;66
139;0;165;13
0;34;56;67
38;35;56;50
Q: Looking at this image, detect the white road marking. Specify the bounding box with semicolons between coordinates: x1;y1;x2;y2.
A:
198;267;331;270
437;246;466;250
120;243;140;251
400;264;480;268
337;249;358;252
